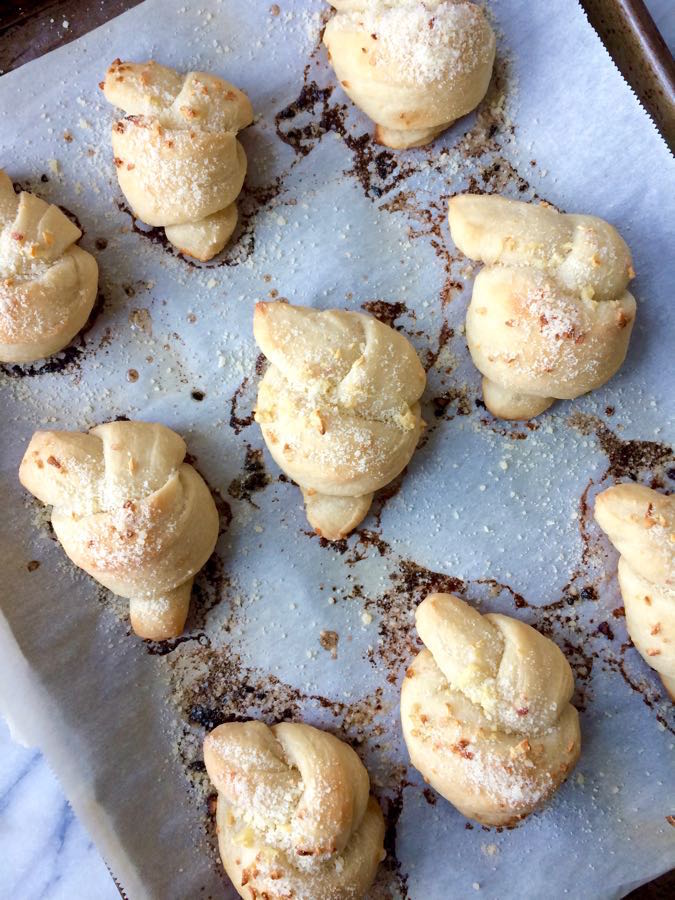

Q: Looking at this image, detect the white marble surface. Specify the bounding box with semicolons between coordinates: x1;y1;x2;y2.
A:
0;2;673;899
0;719;118;900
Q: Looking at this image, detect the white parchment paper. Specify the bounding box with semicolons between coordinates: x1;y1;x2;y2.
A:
1;1;674;898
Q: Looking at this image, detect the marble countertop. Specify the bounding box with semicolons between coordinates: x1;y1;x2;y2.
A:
1;2;673;898
0;718;118;900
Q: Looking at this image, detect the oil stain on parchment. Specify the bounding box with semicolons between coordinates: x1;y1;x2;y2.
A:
144;410;673;897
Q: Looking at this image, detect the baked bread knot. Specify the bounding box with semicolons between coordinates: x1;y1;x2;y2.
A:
401;593;581;825
102;59;253;261
19;421;219;640
204;721;385;899
595;484;675;699
253;301;426;540
323;1;495;149
0;169;97;363
448;195;636;420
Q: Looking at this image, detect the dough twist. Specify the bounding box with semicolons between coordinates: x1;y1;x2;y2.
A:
448;194;636;419
102;59;253;261
401;593;581;825
19;421;219;640
323;1;495;149
204;721;385;900
253;301;426;540
595;484;675;699
0;169;97;363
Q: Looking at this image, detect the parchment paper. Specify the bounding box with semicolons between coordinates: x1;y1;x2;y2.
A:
1;1;673;898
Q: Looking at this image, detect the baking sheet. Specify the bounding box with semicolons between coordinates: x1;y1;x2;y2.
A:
0;1;674;898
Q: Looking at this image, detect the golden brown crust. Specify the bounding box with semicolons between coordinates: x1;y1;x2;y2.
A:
401;593;581;825
0;169;98;364
19;421;219;639
204;721;385;898
102;60;252;260
323;1;495;149
253;301;426;540
448;194;636;419
595;484;675;696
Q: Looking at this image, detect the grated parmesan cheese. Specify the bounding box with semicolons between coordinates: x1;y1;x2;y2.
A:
332;0;492;86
